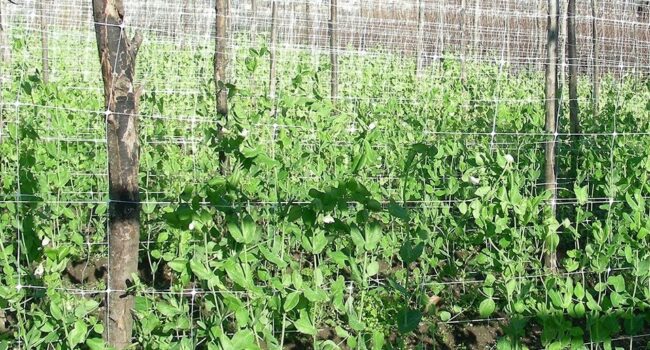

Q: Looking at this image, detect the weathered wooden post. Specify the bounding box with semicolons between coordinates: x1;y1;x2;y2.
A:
544;0;559;272
251;0;257;42
567;0;580;179
416;0;424;77
567;0;579;134
92;0;142;347
0;0;10;63
329;0;338;104
269;1;277;106
473;0;480;55
591;0;599;116
459;0;466;81
215;0;228;171
38;0;49;83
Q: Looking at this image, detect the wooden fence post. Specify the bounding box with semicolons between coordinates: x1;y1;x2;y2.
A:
269;1;277;106
91;0;143;348
0;0;10;63
329;0;338;104
591;0;599;116
459;0;466;81
38;0;49;84
544;0;559;272
215;0;228;171
251;0;257;42
416;0;424;77
567;0;579;125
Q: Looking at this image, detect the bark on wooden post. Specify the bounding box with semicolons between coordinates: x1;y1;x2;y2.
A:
567;0;579;134
0;0;10;63
473;0;480;55
537;1;544;70
544;0;559;272
215;0;228;171
329;0;338;104
0;0;6;146
591;0;599;116
459;0;466;81
567;0;580;179
269;1;277;107
38;0;49;84
305;0;311;48
416;0;424;77
91;0;142;348
558;0;566;107
250;0;257;42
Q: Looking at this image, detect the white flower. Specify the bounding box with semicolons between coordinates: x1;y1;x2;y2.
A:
239;129;249;138
368;122;377;131
470;176;480;185
323;215;335;224
348;125;357;134
504;154;514;164
221;127;230;135
34;263;44;278
189;222;196;231
41;237;50;246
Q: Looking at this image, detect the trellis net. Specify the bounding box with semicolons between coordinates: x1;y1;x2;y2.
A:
0;0;649;349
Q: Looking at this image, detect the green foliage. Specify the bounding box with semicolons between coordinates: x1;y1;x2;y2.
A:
1;32;649;350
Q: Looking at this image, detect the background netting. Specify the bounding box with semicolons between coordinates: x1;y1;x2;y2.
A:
1;0;649;349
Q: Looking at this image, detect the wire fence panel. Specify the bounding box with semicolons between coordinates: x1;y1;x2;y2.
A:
1;0;650;349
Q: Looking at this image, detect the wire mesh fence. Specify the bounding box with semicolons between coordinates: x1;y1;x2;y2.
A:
1;0;650;349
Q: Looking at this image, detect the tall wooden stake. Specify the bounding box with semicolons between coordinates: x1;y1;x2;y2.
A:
0;0;6;145
567;0;580;180
92;0;143;348
591;0;599;116
0;0;10;63
250;0;257;42
567;0;579;134
215;0;228;172
305;0;311;48
38;0;49;84
329;0;338;104
416;0;424;77
459;0;466;81
544;0;559;272
537;1;544;70
269;1;277;106
473;0;480;55
558;0;566;106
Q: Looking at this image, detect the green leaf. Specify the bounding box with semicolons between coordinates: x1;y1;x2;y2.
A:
396;308;422;333
478;298;496;317
312;231;328;254
294;310;317;335
157;301;179;318
400;240;424;265
190;259;212;281
364;222;382;251
607;275;626;293
284;292;301;312
574;184;589;205
372;331;385;349
85;338;105;350
259;246;288;268
241;215;259;244
68;320;88;348
167;259;187;273
366;261;379;277
439;311;451;322
231;330;255;349
475;186;491;197
388;201;409;221
574;282;585;300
